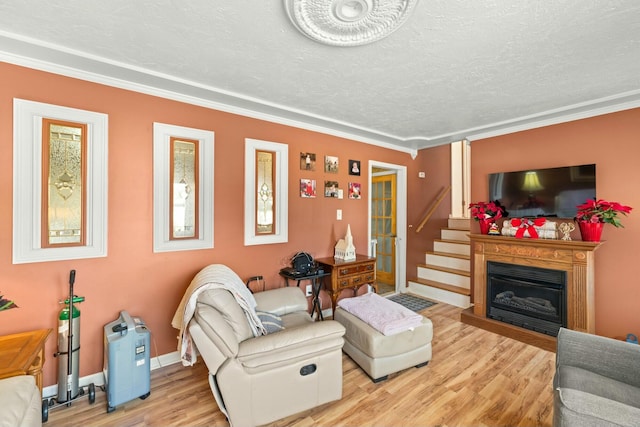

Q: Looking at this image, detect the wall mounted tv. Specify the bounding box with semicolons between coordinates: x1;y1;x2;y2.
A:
488;164;596;218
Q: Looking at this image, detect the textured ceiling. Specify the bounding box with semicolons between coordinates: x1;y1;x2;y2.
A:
1;1;640;155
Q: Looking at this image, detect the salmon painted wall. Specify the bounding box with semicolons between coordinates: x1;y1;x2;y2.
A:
0;62;430;387
470;109;640;339
408;144;452;267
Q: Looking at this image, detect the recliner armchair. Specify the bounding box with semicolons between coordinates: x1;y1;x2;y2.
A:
188;284;346;427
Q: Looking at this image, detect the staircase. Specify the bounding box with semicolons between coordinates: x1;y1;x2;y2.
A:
407;218;472;308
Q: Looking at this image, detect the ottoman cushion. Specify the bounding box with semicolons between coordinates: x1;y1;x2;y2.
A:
334;301;433;381
336;308;432;358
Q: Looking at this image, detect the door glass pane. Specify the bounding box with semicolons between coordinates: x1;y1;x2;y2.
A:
383;254;391;272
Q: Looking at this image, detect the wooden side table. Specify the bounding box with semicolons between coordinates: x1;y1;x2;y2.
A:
315;255;377;315
0;328;52;393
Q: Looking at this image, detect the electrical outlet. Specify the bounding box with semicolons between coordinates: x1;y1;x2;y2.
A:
305;284;313;297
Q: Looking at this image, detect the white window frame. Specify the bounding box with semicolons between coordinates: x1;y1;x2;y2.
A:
244;138;288;246
153;123;214;252
13;99;108;264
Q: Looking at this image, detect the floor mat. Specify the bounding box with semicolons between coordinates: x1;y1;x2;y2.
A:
387;293;437;312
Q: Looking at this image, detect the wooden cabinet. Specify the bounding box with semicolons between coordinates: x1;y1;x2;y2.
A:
315;255;376;314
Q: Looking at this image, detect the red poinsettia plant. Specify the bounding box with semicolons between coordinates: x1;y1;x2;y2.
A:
469;201;504;221
575;198;633;228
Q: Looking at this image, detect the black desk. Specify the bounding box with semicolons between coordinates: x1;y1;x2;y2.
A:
279;270;330;320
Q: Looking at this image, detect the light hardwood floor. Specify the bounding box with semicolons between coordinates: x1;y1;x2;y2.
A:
46;301;556;427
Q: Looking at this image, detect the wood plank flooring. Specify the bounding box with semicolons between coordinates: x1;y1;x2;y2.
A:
45;301;555;427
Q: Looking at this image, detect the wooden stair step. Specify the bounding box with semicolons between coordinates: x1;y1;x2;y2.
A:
418;263;470;277
408;277;471;296
434;238;470;245
425;250;470;261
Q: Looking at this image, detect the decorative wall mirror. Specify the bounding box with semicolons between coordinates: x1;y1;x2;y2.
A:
245;139;288;245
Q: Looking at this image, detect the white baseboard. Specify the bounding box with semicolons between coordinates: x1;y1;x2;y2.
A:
42;351;181;399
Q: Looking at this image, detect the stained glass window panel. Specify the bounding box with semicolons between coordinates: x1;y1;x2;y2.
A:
170;138;198;239
43;119;86;247
256;150;275;235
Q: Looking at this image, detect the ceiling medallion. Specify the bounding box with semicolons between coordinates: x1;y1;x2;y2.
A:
284;0;419;47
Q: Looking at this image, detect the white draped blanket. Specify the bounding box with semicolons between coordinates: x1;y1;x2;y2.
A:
337;292;423;336
171;264;266;366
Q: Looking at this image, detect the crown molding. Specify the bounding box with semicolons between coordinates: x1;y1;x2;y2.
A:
2;31;639;156
463;90;640;143
0;31;419;156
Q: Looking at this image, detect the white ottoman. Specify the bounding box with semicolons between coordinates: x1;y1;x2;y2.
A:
334;306;433;382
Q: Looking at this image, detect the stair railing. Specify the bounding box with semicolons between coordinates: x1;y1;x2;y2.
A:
415;186;451;233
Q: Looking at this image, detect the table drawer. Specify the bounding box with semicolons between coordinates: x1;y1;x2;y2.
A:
337;263;375;278
337;272;375;289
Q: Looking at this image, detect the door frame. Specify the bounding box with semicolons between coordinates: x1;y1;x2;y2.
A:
368;160;407;294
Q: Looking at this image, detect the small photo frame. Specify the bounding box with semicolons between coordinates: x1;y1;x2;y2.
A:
325;155;339;173
324;180;339;198
300;152;316;171
349;182;361;199
300;179;316;198
349;160;361;176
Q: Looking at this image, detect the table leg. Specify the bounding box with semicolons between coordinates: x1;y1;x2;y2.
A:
311;277;324;321
26;347;45;393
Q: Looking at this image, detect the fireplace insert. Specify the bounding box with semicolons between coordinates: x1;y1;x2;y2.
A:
486;262;566;336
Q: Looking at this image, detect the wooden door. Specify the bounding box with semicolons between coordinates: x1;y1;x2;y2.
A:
371;174;396;286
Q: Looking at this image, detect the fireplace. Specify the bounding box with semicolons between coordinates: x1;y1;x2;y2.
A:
486;262;566;336
462;234;601;351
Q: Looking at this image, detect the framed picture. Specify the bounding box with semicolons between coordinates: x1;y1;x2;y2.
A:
324;155;339;173
300;152;316;171
300;179;316;198
324;180;339;198
349;160;361;176
349;182;361;199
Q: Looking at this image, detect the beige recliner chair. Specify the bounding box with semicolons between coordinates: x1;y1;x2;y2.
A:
188;284;346;427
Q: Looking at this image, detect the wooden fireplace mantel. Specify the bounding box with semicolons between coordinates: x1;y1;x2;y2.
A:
461;234;602;351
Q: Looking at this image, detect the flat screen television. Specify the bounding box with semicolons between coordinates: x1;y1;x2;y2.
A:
488;164;596;218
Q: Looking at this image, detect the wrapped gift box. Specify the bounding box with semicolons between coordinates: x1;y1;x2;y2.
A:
501;218;558;239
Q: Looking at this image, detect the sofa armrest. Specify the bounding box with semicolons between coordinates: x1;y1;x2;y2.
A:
254;287;308;316
554;387;640;427
556;328;640;388
237;320;345;374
